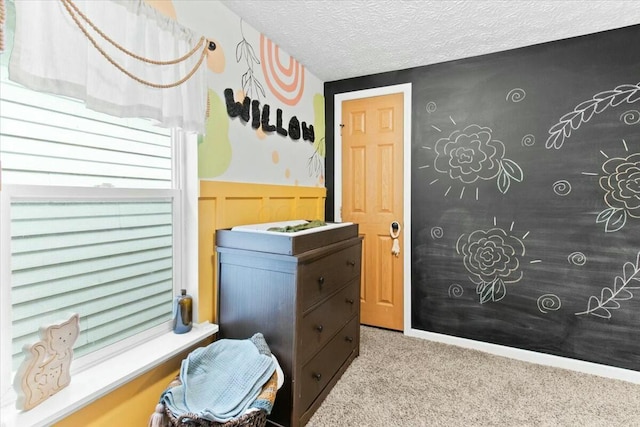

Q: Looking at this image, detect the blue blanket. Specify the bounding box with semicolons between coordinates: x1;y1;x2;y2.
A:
161;333;276;422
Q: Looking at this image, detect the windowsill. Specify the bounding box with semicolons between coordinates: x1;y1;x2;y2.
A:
1;322;218;427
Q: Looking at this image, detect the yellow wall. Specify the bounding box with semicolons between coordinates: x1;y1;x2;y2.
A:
198;180;327;323
55;181;325;426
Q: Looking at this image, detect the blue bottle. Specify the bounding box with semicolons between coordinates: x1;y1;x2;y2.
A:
173;289;193;334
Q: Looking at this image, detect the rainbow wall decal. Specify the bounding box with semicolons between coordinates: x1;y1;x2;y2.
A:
260;34;305;106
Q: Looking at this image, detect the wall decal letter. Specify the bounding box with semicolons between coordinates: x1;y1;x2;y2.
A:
288;116;301;140
302;122;315;142
224;88;250;122
261;104;276;132
251;100;261;129
276;109;288;136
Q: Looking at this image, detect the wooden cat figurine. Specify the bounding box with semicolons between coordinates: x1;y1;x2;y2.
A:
14;313;80;410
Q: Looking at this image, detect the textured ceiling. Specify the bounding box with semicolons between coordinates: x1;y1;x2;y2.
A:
218;0;640;82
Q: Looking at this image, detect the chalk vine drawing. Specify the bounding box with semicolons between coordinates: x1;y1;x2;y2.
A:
430;226;444;239
456;224;526;304
426;102;437;114
236;19;265;100
552;180;572;196
620;110;640;125
431;124;524;196
448;283;464;298
537;294;562;313
575;252;640;319
546;82;640;149
567;251;587;266
506;88;526;103
596;151;640;233
521;134;535;147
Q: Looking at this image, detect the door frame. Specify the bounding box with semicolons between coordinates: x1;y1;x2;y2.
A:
334;83;412;333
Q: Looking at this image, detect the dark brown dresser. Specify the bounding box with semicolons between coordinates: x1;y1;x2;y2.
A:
215;223;362;427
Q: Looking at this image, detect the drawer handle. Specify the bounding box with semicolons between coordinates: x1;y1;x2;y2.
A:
312;373;322;381
345;336;354;343
345;298;354;305
318;276;325;286
315;324;324;333
347;260;356;266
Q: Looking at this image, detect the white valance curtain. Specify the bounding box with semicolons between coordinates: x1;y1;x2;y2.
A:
9;0;208;133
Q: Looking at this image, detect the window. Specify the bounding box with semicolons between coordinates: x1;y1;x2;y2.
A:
0;0;195;393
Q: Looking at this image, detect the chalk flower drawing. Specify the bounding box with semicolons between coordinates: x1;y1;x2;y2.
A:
596;152;640;232
546;82;640;149
434;124;523;194
576;252;640;319
456;227;525;304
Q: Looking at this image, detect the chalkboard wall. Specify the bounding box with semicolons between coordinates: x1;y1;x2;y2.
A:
325;24;640;372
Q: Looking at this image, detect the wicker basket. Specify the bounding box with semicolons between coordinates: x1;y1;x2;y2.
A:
162;374;271;427
165;408;267;427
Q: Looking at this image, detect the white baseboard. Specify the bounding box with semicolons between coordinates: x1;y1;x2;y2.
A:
405;328;640;384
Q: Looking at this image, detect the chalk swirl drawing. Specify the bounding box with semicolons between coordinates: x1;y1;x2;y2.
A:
456;227;525;304
596;152;640;232
430;226;444;239
537;294;562;313
448;284;464;298
426;102;437;113
552;180;572;196
546;82;640;149
521;134;535;147
567;251;587;266
433;124;523;195
576;252;640;319
506;88;526;103
620;110;640;125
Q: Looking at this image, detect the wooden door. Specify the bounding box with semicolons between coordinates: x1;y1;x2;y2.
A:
341;93;404;331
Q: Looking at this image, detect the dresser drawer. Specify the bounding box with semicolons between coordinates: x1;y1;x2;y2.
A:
299;279;359;363
300;243;361;311
299;315;359;412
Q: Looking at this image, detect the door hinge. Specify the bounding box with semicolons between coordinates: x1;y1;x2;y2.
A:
339;123;344;136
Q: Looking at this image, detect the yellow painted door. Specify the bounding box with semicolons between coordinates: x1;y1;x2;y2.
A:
341;93;404;331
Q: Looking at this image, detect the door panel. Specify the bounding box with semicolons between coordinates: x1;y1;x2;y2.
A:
341;93;404;331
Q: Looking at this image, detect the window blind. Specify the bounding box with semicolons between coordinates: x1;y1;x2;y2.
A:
10;200;174;369
1;5;179;370
0;72;172;189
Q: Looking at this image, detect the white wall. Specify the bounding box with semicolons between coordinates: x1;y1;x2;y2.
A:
164;0;325;187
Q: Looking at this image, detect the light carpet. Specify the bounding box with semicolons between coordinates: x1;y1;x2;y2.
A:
307;326;640;427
